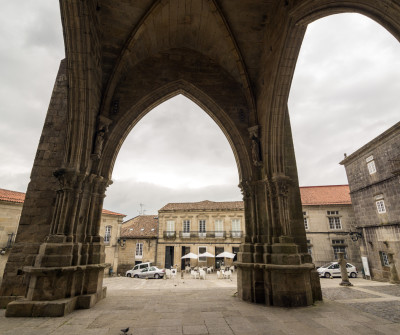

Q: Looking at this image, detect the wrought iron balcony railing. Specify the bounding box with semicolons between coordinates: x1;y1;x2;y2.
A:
230;231;243;238
178;231;226;238
163;231;176;239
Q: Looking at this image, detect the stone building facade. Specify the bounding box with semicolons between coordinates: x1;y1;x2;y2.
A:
117;215;158;275
0;188;125;279
341;122;400;281
300;185;361;270
156;201;244;270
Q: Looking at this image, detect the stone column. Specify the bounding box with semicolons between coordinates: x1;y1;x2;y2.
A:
4;171;110;317
338;252;352;286
388;252;400;284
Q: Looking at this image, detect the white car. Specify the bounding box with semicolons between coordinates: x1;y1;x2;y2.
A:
317;262;358;278
126;262;152;278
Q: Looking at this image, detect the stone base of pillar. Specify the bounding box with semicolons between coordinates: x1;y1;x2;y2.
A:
5;287;107;317
236;262;321;307
3;263;108;317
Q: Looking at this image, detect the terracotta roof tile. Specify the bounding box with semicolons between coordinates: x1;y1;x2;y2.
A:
300;185;351;206
101;209;126;217
0;188;125;216
0;188;25;203
121;215;158;238
159;200;244;211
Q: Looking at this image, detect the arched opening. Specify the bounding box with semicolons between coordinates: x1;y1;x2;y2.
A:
104;94;241;218
289;13;400;186
102;94;245;275
288;13;400;276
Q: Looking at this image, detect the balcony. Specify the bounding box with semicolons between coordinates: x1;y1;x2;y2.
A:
178;231;226;238
230;231;243;238
163;231;176;239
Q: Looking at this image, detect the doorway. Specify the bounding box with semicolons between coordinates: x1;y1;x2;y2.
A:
165;246;174;269
215;247;224;269
181;246;190;270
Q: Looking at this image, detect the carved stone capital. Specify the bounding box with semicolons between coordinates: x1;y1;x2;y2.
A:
272;173;291;197
53;168;80;191
238;180;253;200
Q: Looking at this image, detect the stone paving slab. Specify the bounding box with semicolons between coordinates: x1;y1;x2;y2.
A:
0;276;399;334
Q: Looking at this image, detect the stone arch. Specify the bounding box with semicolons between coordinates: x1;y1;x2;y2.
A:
97;80;252;185
266;0;400;179
89;47;255;185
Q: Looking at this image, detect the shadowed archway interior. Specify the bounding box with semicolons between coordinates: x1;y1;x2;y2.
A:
1;0;400;317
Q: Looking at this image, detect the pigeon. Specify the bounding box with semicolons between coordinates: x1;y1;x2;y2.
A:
121;327;129;334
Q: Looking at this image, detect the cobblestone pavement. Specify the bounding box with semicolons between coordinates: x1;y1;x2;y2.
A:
320;278;400;324
0;275;399;335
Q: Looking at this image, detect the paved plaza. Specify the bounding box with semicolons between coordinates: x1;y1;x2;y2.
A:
1;273;399;335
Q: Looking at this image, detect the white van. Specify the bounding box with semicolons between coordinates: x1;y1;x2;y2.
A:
126;262;152;278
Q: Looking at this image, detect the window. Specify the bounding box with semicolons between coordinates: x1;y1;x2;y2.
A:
303;211;309;230
333;246;347;259
332;239;345;244
231;219;241;237
215;219;224;237
183;220;190;232
199;220;206;237
166;220;175;237
380;251;389;266
307;246;312;255
327;211;341;229
136;243;143;258
182;220;190;237
366;155;377;174
104;226;112;244
375;196;386;214
328;217;342;230
199;246;206;262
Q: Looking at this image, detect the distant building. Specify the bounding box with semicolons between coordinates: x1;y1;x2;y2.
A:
300;185;361;270
341;122;400;281
156;200;244;270
117;215;158;275
0;188;125;278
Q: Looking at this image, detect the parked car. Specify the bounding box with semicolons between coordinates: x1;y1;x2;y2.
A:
317;262;358;278
137;266;165;279
126;262;152;277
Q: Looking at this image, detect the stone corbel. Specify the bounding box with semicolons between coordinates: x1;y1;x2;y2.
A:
92;115;112;160
248;125;263;167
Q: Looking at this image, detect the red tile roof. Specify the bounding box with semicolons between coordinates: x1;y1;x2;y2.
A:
160;200;244;211
300;185;351;206
120;215;158;238
0;188;25;203
0;188;125;216
100;209;126;217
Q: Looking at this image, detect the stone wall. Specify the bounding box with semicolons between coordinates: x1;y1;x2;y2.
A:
342;122;400;281
304;204;361;269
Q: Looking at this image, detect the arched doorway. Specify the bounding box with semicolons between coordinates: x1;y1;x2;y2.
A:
2;0;400;316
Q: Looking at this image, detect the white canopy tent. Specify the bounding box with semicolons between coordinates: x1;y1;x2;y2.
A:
181;252;198;259
216;251;235;259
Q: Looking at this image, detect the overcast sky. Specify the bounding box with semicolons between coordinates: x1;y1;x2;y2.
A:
1;2;399;219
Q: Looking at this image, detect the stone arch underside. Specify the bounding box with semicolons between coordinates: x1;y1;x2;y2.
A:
96;49;253;185
3;0;400;316
267;0;400;180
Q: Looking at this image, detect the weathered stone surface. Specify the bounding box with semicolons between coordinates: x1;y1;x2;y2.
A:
3;0;400;316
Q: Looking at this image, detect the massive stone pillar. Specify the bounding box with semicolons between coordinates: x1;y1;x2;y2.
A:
236;115;322;307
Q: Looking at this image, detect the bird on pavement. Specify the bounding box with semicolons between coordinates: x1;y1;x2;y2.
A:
120;327;129;334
